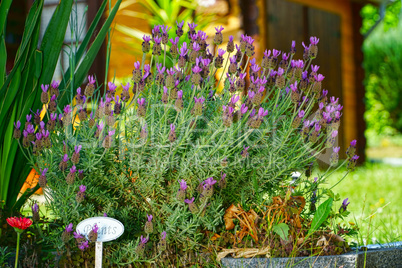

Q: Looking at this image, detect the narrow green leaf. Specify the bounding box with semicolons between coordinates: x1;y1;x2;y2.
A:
0;0;12;36
0;37;6;88
34;50;43;79
273;223;290;241
59;0;122;105
37;0;73;88
0;69;21;131
0;105;17;202
0;0;43;99
308;198;333;235
60;0;108;88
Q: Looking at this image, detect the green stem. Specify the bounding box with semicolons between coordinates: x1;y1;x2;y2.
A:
163;43;166;67
15;232;20;268
217;52;231;88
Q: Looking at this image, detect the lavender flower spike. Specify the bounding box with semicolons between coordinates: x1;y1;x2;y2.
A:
179;179;187;191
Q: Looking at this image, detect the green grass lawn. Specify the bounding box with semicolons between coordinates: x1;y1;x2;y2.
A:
324;162;402;246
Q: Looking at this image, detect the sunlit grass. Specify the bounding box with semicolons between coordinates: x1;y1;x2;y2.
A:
325;162;402;246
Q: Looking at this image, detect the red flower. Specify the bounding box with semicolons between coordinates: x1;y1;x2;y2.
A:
6;217;32;231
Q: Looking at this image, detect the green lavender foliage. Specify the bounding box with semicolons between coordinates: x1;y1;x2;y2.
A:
15;23;352;265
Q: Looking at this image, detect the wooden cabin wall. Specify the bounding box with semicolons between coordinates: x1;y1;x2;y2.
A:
255;0;365;160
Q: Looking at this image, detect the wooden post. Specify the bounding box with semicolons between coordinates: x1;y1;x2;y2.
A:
95;241;103;268
351;2;367;164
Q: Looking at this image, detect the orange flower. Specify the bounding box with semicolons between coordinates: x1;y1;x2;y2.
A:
6;217;32;231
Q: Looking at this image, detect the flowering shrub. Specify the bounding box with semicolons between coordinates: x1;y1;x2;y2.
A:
14;22;359;266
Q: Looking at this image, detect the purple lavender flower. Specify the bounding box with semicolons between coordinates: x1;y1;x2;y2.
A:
217;49;226;57
41;84;49;93
339;198;350;213
248;91;256;100
251;64;261;73
215;25;224;33
314;74;324;82
161;231;167;240
194;97;205;104
241;104;248;114
62;154;69;162
179;42;188;56
88;75;95;84
176;20;184;28
137;98;146;106
184;197;195;204
78;240;89;251
63;105;72;114
310;36;320;45
272;49;281;57
204;177;217;186
70;165;77;174
74;145;82;154
161;25;171;34
79;185;86;193
311;65;320;73
141;235;149;244
65;223;73;233
231;95;239;105
73;231;83;239
143;35;151;42
32;203;39;213
290;81;298;92
351;140;357;147
154;36;162;44
157;63;165;74
258;107;268;118
51;80;60;88
179;179;187;191
188;22;197;30
14;121;21;130
177;90;183;99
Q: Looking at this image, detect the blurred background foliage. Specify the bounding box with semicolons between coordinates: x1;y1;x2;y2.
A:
361;1;402;150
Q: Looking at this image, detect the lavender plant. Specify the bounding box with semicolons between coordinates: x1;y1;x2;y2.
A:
14;22;359;266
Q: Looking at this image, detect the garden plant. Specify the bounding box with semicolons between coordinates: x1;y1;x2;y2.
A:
6;17;361;267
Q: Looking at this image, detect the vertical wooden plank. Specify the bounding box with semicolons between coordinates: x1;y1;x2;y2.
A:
308;7;345;156
351;2;366;164
265;0;304;59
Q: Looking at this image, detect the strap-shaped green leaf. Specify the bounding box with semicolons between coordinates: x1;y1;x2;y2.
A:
59;0;122;105
0;0;43;100
0;105;17;202
37;0;74;89
0;0;12;37
59;0;108;90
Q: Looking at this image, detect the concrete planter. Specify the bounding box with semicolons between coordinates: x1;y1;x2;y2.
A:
221;247;402;268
